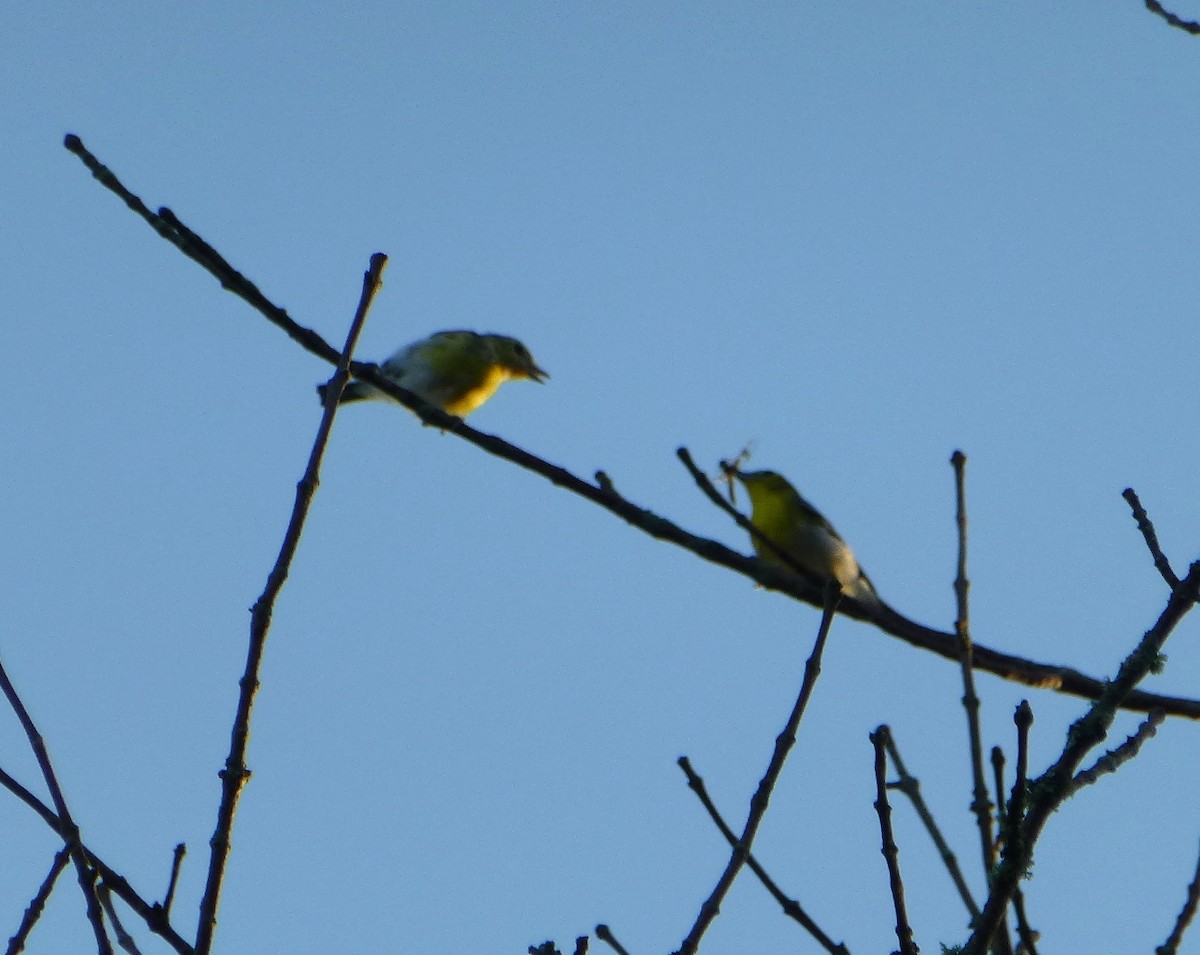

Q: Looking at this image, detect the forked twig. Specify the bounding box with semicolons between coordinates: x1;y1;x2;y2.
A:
193;254;387;954
677;757;850;955
962;562;1200;955
673;584;841;955
883;733;979;920
0;660;112;954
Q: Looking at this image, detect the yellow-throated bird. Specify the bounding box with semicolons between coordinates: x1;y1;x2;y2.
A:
318;330;547;417
736;469;880;611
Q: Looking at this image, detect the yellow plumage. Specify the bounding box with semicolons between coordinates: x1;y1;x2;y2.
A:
318;330;548;417
737;469;880;611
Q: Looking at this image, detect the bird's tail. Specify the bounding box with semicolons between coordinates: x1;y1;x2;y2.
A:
316;381;374;406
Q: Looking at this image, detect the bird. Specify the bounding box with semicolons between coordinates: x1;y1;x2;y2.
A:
736;469;880;611
317;330;548;417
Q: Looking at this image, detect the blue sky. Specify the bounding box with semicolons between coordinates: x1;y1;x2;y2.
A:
4;3;1200;953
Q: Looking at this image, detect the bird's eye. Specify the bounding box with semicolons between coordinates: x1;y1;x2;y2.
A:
514;343;528;356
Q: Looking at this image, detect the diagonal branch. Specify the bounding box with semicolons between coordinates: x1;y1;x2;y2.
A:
676;756;850;955
1145;0;1200;34
60;133;1200;722
674;585;841;955
6;847;70;955
1123;488;1181;589
0;658;112;954
193;254;387;954
0;764;194;955
1157;839;1200;955
884;732;979;921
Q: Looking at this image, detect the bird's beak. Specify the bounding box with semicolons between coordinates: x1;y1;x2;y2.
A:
529;364;549;383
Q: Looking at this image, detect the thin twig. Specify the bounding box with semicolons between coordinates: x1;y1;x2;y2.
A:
194;254;387;955
60;134;1200;722
883;733;979;920
674;584;841;955
98;885;143;955
1007;703;1035;955
593;924;630;955
162;844;186;919
1157;839;1200;955
1067;710;1164;796
949;452;1009;955
573;937;589;955
870;726;919;955
6;847;70;955
1145;0;1200;34
1123;489;1180;588
0;658;112;954
989;748;1038;953
961;562;1200;955
677;756;851;955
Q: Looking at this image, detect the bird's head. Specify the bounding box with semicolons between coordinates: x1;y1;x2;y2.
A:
735;469;795;505
489;335;549;383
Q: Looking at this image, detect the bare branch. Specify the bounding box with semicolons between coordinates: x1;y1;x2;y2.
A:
1067;710;1164;796
884;733;979;920
962;563;1200;954
1145;0;1200;34
0;765;194;954
1157;840;1200;955
60;134;1200;722
677;756;851;955
97;885;143;955
674;584;840;955
593;924;630;955
0;658;112;954
949;452;1010;955
6;848;69;955
162;844;186;920
870;726;919;955
1124;488;1181;588
194;254;387;954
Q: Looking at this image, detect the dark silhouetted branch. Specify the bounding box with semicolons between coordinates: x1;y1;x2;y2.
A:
884;732;979;921
1157;840;1200;955
1145;0;1200;34
1124;488;1181;588
962;563;1200;955
62;134;1200;722
870;726;918;955
674;585;840;955
194;254;387;955
677;756;850;955
6;848;69;955
0;765;193;954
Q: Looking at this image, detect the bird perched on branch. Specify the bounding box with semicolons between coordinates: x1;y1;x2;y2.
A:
318;330;548;417
736;469;880;611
